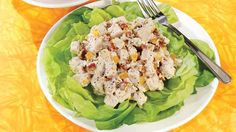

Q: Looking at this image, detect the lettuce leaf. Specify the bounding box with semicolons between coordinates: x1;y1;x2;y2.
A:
195;70;215;87
67;91;134;122
158;4;179;24
53;94;72;109
46;18;79;47
191;39;215;60
88;8;112;27
88;12;105;27
72;22;90;35
123;102;183;124
175;52;198;77
45;7;92;47
105;5;126;17
104;2;143;21
65;77;94;102
119;2;143;21
72;22;90;41
82;9;92;23
191;39;215;87
96;103;136;130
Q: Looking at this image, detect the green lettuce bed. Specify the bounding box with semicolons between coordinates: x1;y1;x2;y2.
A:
42;2;215;130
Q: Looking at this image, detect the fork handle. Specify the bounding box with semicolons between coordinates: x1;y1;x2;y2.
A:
165;24;231;84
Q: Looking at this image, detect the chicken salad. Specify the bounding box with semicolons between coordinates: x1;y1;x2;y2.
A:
42;1;215;130
69;16;180;107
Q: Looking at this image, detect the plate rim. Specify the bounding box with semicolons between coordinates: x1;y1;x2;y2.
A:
36;1;220;131
22;0;88;8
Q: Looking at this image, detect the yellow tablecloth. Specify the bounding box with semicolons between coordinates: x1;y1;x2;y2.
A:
0;0;235;131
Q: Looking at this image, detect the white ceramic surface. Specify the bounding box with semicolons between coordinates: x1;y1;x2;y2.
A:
37;0;220;131
22;0;88;8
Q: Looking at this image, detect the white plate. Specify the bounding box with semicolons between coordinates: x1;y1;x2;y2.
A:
22;0;88;8
37;0;220;131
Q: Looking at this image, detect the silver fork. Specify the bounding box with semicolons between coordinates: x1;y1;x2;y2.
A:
137;0;231;84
